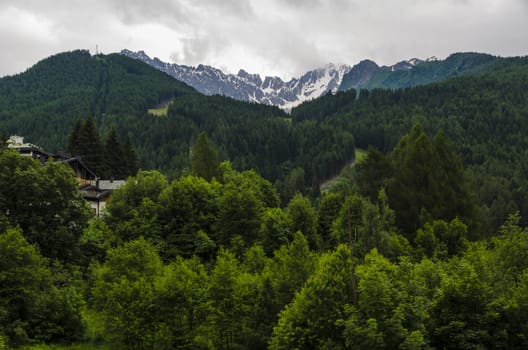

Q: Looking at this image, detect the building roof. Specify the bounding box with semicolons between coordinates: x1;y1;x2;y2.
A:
13;146;54;163
57;156;98;180
80;183;112;200
82;190;112;201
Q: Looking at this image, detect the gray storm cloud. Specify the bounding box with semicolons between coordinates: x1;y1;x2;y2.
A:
0;0;527;79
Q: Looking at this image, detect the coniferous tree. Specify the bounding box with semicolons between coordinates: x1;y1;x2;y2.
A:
388;125;481;238
357;146;393;201
67;118;138;179
190;131;219;181
77;116;103;175
432;131;482;236
388;124;436;236
103;126;125;179
66;119;83;157
122;133;138;177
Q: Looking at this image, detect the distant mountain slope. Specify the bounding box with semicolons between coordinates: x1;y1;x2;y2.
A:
121;49;351;109
292;55;528;228
0;50;195;150
339;52;500;90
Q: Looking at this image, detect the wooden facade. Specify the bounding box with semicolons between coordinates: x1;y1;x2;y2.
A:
8;135;125;217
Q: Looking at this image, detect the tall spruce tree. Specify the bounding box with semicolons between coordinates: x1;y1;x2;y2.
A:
76;116;103;175
388;125;480;237
66;118;138;179
190;131;219;181
103;126;125;179
122;133;138;177
66;119;83;157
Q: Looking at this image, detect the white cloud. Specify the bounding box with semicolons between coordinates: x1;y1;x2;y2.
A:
0;0;527;78
0;6;58;75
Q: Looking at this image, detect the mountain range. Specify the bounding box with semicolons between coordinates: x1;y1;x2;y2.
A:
339;52;500;91
121;50;503;109
121;49;352;109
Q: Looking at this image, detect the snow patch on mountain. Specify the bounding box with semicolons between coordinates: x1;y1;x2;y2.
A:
121;49;351;110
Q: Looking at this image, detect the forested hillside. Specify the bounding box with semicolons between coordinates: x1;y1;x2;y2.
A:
149;94;354;195
0;50;195;151
293;57;528;228
0;51;356;199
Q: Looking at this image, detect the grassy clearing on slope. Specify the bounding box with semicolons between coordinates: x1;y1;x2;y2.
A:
354;148;367;164
148;104;169;117
148;98;175;117
320;148;366;193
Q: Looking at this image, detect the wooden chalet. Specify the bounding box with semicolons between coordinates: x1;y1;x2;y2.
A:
7;135;125;216
55;156;98;185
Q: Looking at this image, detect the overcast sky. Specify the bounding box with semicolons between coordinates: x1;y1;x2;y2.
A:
1;0;527;79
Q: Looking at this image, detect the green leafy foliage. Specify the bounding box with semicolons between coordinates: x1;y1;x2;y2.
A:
269;244;355;349
158;175;219;258
0;150;91;263
215;182;263;248
258;208;293;256
286;193;319;250
317;191;344;249
91;238;163;349
154;257;210;349
415;218;468;258
0;228;49;346
0;229;84;347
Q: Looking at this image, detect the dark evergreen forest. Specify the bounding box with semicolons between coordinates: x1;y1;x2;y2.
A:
293;57;528;229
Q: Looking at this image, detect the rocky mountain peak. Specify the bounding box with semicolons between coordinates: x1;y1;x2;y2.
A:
120;49;350;109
